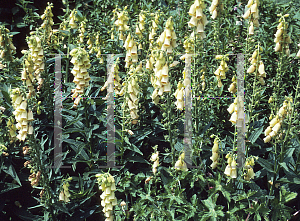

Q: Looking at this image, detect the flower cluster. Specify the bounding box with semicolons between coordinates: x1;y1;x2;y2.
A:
243;157;255;181
263;97;293;143
228;76;237;94
28;171;41;187
210;138;219;169
183;37;195;54
136;11;146;39
59;181;71;203
96;173;118;221
124;33;138;68
214;55;229;88
188;0;208;39
40;3;54;38
0;26;16;68
173;81;184;110
174;152;188;171
149;13;159;44
150;150;159;175
157;17;177;54
69;10;78;29
125;74;140;121
227;97;238;125
10;88;34;141
113;58;123;96
113;7;129;40
274;14;291;55
150;51;171;104
87;36;93;53
247;46;266;85
70;47;91;108
79;21;86;43
146;53;155;70
95;34;104;63
21;54;36;98
243;0;259;35
209;0;223;19
27;35;45;90
224;154;237;178
7;119;17;142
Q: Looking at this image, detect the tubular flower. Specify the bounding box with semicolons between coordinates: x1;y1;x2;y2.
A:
125;74;140;121
188;0;208;39
227;97;238;125
40;3;54;39
209;0;223;19
228;76;237;94
96;173;118;221
145;54;155;71
124;33;138;68
244;157;256;181
28;171;41;187
59;182;71;203
0;26;16;68
95;34;104;63
243;0;259;35
157;17;177;54
247;45;266;85
174;151;188;171
10;88;34;141
210;138;219;169
149;13;160;44
263;97;293;143
70;48;91;108
113;58;122;96
274;14;291;55
224;154;237;178
21;53;35;98
79;21;86;43
87;36;94;54
214;55;229;88
113;7;129;41
174;82;184;110
136;11;146;39
69;10;78;29
150;51;171;104
27;35;44;91
150;150;159;175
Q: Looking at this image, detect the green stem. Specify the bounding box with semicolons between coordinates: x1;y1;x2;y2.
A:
280;72;300;162
65;34;71;86
266;19;288;206
168;95;175;165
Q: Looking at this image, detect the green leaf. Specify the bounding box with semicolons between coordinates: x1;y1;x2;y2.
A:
2;161;21;186
280;186;297;204
160;167;172;186
249;126;264;144
0;182;21;194
257;157;274;173
174;142;184;151
124;137;143;155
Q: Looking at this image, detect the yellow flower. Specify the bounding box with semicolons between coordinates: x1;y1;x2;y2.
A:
174;152;188;171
